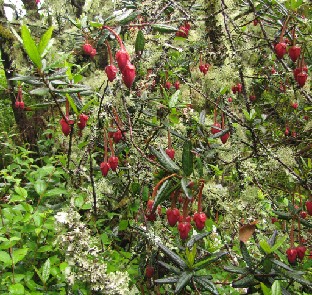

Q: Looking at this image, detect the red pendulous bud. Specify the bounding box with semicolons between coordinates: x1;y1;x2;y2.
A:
177;221;192;240
306;200;312;215
174;81;180;90
60;117;71;136
211;122;221;135
288;46;301;62
90;48;97;58
296;246;306;261
221;132;230;144
145;266;154;278
122;62;136;88
274;42;287;59
165;148;175;159
193;212;207;230
296;72;308;87
100;161;110;177
105;64;118;82
108;156;119;171
82;43;93;55
113;129;123;144
77;113;89;130
286;247;298;265
166;208;180;227
115;48;130;71
165;81;171;90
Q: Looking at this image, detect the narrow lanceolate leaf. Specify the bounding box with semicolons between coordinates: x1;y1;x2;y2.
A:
149;146;180;173
135;30;145;53
30;87;50;96
38;26;54;56
158;261;180;274
66;94;79;115
186;232;210;249
181;178;192;199
223;265;249;275
154;277;178;284
157;242;187;269
193;276;219;295
152;24;178;33
272;210;291;220
270;236;287;252
21;25;42;69
42;258;51;283
182;140;193;177
151;179;172;212
271;259;293;271
232;275;257;288
240;241;253;268
174;272;193;294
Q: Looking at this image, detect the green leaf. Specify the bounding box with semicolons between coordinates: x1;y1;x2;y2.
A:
9;283;24;294
185;244;196;267
14;186;27;198
260;240;272;254
149;146;180;173
260;283;271;295
66;94;79;115
117;10;140;25
135;30;145;53
193;251;227;269
174;272;193;294
182;140;193;177
224;265;249;274
154;277;178;284
181;178;192;199
12;248;28;264
186;232;210;249
118;220;128;231
193;276;219;295
0;250;12;265
240;241;253;268
270;236;287;252
272;210;291;220
272;280;281;295
42;258;50;283
20;25;42;69
157;242;187;269
44;188;67;197
34;179;47;196
232;275;257;288
152;24;178;33
38;26;54;56
168;90;180;108
152;179;177;213
157;261;180;274
30;87;50;96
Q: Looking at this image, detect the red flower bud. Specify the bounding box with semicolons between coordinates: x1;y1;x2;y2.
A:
115;48;130;71
296;246;306;261
297;72;308;87
145;266;154;278
122;62;136;89
15;101;20;108
306;200;312;215
166;208;180;227
77;113;89;130
221;132;230;144
165;148;175;159
100;161;110;177
60;117;71;136
288;46;301;62
174;81;180;90
211;122;221;135
82;43;93;55
108;156;119;171
286;247;298;264
274;42;287;59
193;212;207;230
90;48;97;58
165;81;171;90
105;64;118;82
177;221;192;240
113;129;123;143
